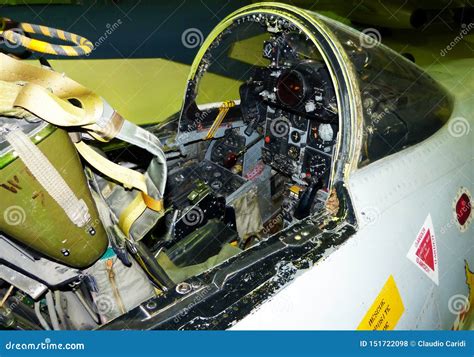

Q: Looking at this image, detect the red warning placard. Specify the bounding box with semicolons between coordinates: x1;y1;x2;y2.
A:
407;214;439;285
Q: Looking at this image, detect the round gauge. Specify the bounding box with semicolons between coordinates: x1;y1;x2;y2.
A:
318;123;334;142
308;155;328;178
291;114;308;130
287;145;300;160
276;70;305;107
290;130;301;143
211;180;223;190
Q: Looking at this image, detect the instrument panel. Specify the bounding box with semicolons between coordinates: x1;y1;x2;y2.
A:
240;34;339;189
261;107;337;186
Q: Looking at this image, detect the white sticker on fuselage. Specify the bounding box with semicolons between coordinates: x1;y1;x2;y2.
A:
407;214;439;285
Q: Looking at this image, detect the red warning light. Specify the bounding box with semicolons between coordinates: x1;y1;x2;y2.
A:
456;193;472;226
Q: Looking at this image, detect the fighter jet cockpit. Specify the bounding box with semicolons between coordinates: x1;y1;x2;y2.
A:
165;16;341;244
153;7;453;266
103;7;455;317
0;3;458;331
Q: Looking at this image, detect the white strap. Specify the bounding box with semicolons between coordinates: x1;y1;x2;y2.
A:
5;129;90;227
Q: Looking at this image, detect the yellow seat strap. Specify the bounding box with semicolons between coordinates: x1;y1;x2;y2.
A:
14;82;94;127
0;54;105;137
118;193;147;238
0;54;165;238
75;142;164;237
74;141;148;192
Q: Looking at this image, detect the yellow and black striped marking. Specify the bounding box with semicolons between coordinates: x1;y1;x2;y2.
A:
0;19;93;56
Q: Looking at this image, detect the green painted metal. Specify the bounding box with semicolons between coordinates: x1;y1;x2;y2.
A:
0;124;56;170
0;128;107;268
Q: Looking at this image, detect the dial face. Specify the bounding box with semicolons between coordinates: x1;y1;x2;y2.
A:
276;70;305;107
291;115;308;130
211;180;223;190
308;155;328;178
318;123;334;142
287;145;300;160
290;130;301;143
